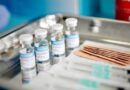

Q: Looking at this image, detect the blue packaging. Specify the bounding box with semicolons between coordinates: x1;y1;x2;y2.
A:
79;0;100;16
7;0;45;18
99;0;115;18
0;0;115;19
6;0;79;18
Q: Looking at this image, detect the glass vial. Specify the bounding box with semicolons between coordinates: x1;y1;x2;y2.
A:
40;15;56;31
40;15;57;41
65;18;79;56
0;40;5;60
9;33;19;49
1;36;14;61
51;23;65;64
19;34;36;84
34;28;50;72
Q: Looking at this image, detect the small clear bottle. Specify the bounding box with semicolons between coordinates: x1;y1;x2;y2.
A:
2;37;12;52
39;18;49;30
1;33;19;62
46;15;57;39
2;36;14;61
51;23;65;64
90;19;101;33
19;34;36;84
40;15;56;32
46;15;57;28
34;29;50;72
40;15;57;42
0;40;5;60
65;18;79;55
9;33;19;49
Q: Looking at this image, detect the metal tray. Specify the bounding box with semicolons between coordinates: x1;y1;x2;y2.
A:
0;14;130;78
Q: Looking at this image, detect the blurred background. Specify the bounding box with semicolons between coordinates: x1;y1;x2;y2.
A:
0;0;116;33
0;1;130;90
0;0;129;33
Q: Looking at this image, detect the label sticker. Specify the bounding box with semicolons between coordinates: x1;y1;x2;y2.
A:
20;51;36;69
51;38;65;55
79;79;99;90
66;33;79;48
92;63;111;79
35;46;50;62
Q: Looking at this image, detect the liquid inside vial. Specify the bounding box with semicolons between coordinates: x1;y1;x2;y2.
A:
19;34;37;83
65;18;79;56
34;29;51;72
51;24;65;64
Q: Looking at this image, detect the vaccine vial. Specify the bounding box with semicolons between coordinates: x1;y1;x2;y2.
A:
39;18;49;30
51;23;65;64
46;15;57;28
0;40;5;60
40;15;57;41
1;37;14;61
19;34;36;84
40;15;56;31
65;18;79;55
2;37;12;52
46;15;57;39
91;19;101;33
34;29;50;72
9;33;19;49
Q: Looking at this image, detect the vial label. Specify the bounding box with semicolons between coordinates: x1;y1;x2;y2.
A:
51;38;65;55
37;61;50;72
20;50;36;69
35;46;50;62
66;33;79;48
22;68;36;83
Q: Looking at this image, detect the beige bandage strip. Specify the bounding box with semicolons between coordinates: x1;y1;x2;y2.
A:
84;46;130;63
74;44;130;66
83;47;130;64
81;49;127;66
74;50;125;66
85;46;130;58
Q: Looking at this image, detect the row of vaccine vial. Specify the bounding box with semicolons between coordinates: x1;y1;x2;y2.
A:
39;15;79;60
19;29;50;84
19;15;80;83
